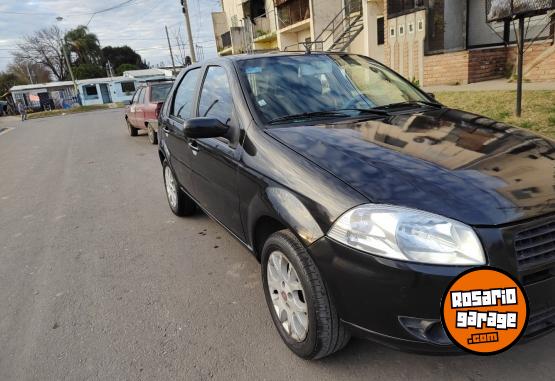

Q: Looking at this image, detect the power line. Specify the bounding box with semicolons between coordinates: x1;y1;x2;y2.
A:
0;0;140;17
100;37;170;41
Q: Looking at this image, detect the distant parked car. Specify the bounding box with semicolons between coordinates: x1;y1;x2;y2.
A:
124;80;174;144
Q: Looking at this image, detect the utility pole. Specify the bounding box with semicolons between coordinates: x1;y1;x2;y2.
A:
165;25;177;72
180;0;197;63
515;16;525;117
60;39;79;100
26;63;34;84
106;61;114;77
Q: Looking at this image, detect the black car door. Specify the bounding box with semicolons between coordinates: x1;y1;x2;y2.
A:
161;68;202;195
190;65;245;240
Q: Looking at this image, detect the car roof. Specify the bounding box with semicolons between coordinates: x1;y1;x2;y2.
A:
227;51;334;61
197;51;350;67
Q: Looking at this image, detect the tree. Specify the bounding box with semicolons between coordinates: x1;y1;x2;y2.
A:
102;46;148;71
64;26;102;66
73;63;105;80
7;61;51;84
14;25;68;81
116;63;138;76
173;29;191;66
0;72;21;96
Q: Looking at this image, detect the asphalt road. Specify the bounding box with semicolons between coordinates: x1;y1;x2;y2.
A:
0;110;553;381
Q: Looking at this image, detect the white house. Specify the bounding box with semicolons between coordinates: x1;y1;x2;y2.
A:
10;76;139;109
10;81;75;110
78;76;137;106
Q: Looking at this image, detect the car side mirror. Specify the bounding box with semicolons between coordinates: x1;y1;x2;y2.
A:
427;92;436;100
123;100;131;106
183;117;229;139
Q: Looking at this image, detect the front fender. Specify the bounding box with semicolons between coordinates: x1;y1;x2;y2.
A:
247;186;324;249
266;187;324;244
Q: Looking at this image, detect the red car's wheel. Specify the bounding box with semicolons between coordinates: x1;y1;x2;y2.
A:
126;118;138;137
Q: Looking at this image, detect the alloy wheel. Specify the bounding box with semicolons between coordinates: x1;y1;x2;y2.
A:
266;251;309;342
164;166;178;209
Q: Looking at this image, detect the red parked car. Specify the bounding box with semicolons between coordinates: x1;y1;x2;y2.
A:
124;80;174;144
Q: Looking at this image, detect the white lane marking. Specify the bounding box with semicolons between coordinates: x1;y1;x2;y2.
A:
0;127;14;136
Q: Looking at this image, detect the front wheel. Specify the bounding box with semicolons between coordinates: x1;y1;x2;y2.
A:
261;230;350;360
162;160;196;217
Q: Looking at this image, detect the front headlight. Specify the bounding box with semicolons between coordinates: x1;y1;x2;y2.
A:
327;205;485;265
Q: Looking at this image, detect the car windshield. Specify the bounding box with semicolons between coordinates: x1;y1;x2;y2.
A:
150;83;173;102
237;54;430;125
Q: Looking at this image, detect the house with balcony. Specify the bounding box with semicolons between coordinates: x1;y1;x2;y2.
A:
212;0;279;55
212;0;386;60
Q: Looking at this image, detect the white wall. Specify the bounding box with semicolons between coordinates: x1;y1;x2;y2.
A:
79;80;137;106
360;0;385;62
278;22;312;50
221;0;245;28
310;0;342;41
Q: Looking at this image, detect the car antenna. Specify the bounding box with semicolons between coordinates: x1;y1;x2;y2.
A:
302;41;314;54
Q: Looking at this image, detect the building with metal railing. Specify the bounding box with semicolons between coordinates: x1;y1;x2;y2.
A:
211;1;555;85
211;0;385;62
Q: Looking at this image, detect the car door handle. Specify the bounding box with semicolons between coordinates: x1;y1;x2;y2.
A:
188;140;199;154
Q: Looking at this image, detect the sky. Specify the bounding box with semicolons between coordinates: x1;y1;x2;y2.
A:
0;0;223;72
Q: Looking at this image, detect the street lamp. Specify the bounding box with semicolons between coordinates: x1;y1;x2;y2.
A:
56;16;79;104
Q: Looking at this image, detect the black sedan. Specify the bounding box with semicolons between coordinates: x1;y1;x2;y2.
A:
157;52;554;359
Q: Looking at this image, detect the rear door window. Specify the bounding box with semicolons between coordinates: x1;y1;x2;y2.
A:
171;68;201;120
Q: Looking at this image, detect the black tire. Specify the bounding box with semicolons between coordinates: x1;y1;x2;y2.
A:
261;230;350;360
162;160;196;217
147;123;158;144
126;118;138;136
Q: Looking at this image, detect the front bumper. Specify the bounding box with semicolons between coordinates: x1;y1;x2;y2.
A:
308;233;555;353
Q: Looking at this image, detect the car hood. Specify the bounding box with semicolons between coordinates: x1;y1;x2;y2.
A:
265;108;555;226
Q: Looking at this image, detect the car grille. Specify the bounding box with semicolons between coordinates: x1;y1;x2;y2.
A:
512;219;555;339
514;220;555;277
524;306;555;338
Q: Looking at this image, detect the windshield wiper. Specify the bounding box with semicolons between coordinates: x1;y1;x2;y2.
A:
372;100;442;111
268;108;392;125
268;111;350;124
335;108;390;116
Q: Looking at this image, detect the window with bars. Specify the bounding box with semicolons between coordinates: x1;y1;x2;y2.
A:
276;0;310;29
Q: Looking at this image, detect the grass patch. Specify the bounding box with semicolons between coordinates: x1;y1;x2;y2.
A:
436;91;555;138
28;103;124;120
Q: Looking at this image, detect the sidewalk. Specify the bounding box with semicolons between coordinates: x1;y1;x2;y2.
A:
424;79;555;93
